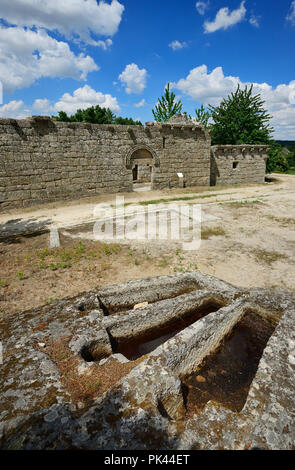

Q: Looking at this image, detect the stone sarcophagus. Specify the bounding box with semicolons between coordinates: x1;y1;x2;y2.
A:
1;272;294;450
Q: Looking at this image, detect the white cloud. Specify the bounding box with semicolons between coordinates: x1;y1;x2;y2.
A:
169;40;188;51
269;106;295;140
53;85;121;114
95;39;113;50
172;65;295;139
118;64;147;94
134;99;146;108
172;65;240;105
0;85;121;119
0;1;124;92
204;1;246;33
249;16;260;28
33;98;54;114
0;26;98;93
0;100;31;119
196;1;210;16
0;0;124;45
286;1;295;25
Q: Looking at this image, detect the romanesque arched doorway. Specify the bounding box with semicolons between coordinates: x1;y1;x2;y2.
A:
125;145;160;191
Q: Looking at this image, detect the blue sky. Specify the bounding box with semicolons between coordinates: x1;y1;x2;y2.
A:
0;0;294;138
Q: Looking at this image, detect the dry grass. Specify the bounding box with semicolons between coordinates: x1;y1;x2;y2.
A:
225;199;262;208
265;215;295;227
201;226;226;240
252;249;288;265
0;233;165;316
42;337;140;408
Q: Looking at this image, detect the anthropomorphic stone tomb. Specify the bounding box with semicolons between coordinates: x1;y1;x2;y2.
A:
0;272;294;450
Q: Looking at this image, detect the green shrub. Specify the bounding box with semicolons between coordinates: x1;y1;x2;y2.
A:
267;142;289;173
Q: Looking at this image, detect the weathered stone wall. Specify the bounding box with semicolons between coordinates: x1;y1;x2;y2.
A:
0;115;211;209
0;114;270;210
210;145;269;186
150;116;211;190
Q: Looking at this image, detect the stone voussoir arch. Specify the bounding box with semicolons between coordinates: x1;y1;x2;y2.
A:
125;144;160;170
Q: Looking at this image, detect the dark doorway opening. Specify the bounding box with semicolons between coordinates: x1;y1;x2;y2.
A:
132;165;138;182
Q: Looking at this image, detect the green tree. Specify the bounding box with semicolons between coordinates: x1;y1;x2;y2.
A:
55;111;70;122
53;104;142;126
152;83;183;122
105;108;116;124
195;104;211;128
72;109;84;122
209;85;273;145
266;142;289;173
114;116;142;126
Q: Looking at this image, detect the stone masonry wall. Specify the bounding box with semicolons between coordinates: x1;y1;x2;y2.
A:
210;145;269;186
0;114;211;209
146;116;211;190
0;115;269;211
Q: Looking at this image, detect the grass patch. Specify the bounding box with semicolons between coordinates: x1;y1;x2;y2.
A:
158;256;172;268
16;271;26;281
102;244;112;256
265;215;295;227
49;262;72;271
253;249;287;265
173;261;198;273
125;192;233;207
0;233;157;316
201;227;226;240
33;240;123;271
226;199;262;207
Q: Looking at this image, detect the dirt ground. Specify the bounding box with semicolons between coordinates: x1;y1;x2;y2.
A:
0;173;294;318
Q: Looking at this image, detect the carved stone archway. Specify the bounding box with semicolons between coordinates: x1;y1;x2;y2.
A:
125;144;160;170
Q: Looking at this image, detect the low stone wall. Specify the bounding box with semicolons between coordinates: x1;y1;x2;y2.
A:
0;114;211;210
210;145;269;186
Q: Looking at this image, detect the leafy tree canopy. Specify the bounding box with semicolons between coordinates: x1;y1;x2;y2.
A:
266;141;289;174
194;104;211;128
276;140;295;149
53;105;142;126
152;83;183;122
209;85;273;145
114;116;142;126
